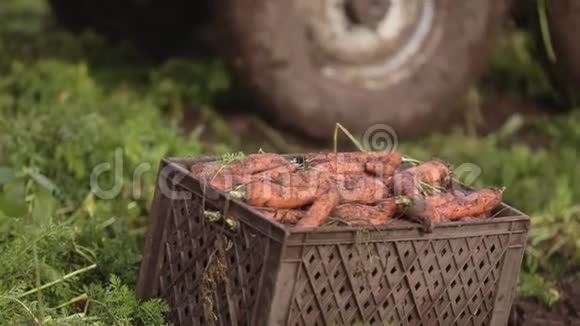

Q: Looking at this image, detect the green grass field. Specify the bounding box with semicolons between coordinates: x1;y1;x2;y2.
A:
0;0;579;323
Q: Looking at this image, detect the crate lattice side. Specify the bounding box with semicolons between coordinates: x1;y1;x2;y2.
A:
155;186;279;325
285;234;511;326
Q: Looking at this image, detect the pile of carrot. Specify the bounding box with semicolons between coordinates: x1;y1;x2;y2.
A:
190;152;503;231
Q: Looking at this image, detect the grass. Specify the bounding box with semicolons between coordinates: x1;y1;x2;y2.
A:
0;0;230;323
0;0;579;323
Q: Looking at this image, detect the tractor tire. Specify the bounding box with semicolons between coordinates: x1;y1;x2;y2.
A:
219;0;507;140
545;0;580;92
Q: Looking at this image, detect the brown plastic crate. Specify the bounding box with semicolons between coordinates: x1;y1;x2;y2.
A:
137;156;530;326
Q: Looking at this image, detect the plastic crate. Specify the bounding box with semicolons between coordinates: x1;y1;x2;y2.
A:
137;156;530;326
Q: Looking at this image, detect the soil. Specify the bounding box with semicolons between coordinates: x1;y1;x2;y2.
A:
510;277;580;326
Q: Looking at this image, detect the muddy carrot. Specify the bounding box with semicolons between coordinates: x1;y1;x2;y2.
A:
408;188;502;225
191;154;292;177
332;174;389;204
192;154;296;191
252;164;297;179
261;209;307;224
399;187;457;226
228;154;290;174
424;192;458;207
433;188;503;221
245;181;321;208
190;161;222;178
270;172;389;205
364;152;402;177
297;187;340;228
364;162;396;178
332;199;400;225
219;163;297;191
407;198;443;225
311;161;366;174
270;170;323;189
394;160;451;197
305;152;401;164
306;152;401;175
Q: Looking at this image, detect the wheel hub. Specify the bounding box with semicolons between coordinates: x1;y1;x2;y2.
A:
305;0;438;88
345;0;391;29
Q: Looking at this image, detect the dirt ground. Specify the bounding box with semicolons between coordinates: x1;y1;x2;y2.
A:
510;278;580;326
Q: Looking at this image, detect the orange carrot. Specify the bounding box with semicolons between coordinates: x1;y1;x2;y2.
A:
297;187;340;228
424;192;457;207
332;174;389;204
364;152;402;177
306;152;401;176
311;161;366;174
240;168;390;208
270;171;390;204
399;187;457;227
406;198;443;225
227;154;291;174
270;170;323;189
191;154;296;191
252;164;297;179
305;152;401;164
245;181;321;208
332;199;399;225
247;172;335;208
408;188;502;225
433;188;503;221
190;154;292;177
190;160;222;178
394;160;450;197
